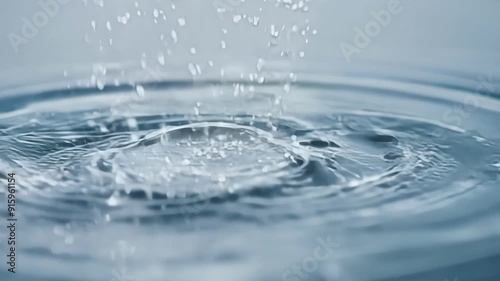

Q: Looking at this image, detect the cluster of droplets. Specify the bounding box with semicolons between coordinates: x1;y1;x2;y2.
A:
81;0;185;73
61;0;320;149
214;0;318;112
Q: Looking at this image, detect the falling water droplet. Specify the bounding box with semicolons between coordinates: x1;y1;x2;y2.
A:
250;16;260;26
106;193;120;206
157;53;165;65
256;58;265;72
171;30;178;43
188;63;197;76
97;79;105;90
136;85;145;97
233;14;242;23
126;118;138;130
218;174;226;183
165;156;172;164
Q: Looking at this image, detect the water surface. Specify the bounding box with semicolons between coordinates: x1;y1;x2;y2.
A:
1;65;500;281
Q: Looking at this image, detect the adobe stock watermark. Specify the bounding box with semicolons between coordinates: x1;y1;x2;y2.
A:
178;185;222;229
339;0;412;63
7;0;71;54
434;73;499;137
110;240;137;281
281;234;340;281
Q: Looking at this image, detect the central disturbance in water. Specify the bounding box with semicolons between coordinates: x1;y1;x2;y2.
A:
103;121;309;199
1;75;500;281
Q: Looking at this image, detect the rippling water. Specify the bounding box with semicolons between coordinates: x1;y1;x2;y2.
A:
1;65;500;281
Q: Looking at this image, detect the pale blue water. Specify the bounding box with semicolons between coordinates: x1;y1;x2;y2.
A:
1;65;500;281
1;1;500;281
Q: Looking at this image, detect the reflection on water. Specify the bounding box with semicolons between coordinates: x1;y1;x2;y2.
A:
1;1;500;281
1;66;500;281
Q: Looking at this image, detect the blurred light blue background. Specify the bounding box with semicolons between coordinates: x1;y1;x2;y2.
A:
1;0;499;78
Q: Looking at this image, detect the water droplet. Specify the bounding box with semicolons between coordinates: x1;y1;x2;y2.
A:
136;85;145;96
250;16;260;26
97;79;105;90
256;58;265;72
270;24;279;38
284;84;291;93
171;30;178;43
157;53;165;65
106;193;120;206
127;118;138;130
218;174;226;182
164;156;172;164
188;63;197;76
